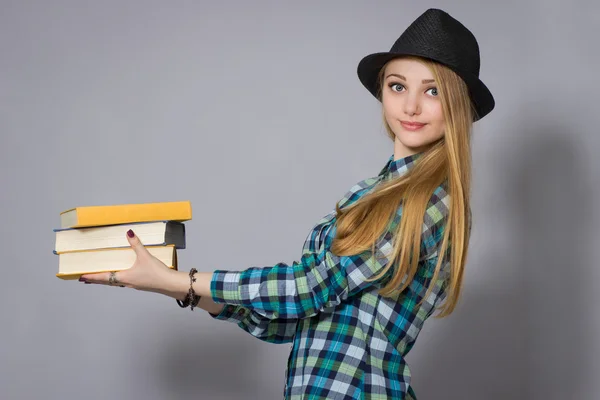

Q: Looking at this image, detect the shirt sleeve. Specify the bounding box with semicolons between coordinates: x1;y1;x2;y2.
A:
207;304;298;344
210;188;450;320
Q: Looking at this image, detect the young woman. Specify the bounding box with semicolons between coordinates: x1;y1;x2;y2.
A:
80;8;495;399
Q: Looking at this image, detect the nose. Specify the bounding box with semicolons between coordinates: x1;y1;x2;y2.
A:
403;92;421;116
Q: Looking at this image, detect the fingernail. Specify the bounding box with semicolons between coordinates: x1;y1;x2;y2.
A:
127;229;134;238
79;277;87;282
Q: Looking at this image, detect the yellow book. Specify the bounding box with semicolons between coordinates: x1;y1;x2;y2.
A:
56;244;177;280
60;200;192;228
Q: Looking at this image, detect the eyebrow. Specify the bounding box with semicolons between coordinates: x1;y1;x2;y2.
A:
385;73;435;84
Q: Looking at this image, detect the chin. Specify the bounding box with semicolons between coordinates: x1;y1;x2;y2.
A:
394;137;439;157
396;137;433;149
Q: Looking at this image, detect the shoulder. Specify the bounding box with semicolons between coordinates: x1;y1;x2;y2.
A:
337;156;393;207
337;175;382;208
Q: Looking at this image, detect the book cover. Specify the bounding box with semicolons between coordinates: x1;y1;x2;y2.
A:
60;200;192;229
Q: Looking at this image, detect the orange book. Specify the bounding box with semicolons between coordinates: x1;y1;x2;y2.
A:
60;200;192;228
55;244;178;280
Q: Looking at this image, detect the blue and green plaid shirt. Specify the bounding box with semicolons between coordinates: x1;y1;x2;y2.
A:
209;152;452;399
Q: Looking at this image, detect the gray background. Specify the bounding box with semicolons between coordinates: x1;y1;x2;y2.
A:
1;1;599;399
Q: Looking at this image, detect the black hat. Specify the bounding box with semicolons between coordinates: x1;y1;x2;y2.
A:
357;8;495;121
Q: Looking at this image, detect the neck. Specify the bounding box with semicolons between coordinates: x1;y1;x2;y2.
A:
393;136;431;161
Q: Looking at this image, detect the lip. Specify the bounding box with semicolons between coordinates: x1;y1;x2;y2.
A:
400;121;427;131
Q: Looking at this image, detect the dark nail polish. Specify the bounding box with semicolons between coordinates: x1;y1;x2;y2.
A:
127;229;134;238
79;277;87;282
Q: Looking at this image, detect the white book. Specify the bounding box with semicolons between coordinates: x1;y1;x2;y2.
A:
53;221;185;253
56;245;177;279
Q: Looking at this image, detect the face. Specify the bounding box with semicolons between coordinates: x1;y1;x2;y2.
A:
381;57;446;159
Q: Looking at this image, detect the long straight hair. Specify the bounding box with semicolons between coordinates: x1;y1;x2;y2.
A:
331;56;474;317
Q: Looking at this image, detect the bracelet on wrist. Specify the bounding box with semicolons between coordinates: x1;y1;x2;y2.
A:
176;268;202;311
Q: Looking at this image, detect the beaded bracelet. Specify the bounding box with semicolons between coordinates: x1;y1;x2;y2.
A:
176;268;202;311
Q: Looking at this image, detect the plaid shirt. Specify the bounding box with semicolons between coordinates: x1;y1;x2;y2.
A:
209;153;452;399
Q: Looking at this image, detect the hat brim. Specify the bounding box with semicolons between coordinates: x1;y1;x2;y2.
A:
357;52;495;121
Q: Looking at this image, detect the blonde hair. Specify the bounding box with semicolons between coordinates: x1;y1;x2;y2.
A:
331;56;474;317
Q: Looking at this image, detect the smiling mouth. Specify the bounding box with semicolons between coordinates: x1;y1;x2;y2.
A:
400;121;427;130
400;120;426;126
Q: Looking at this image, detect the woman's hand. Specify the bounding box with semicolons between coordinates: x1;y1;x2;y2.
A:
79;229;218;311
79;229;179;297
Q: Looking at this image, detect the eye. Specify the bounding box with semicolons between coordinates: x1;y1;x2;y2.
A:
388;82;404;92
426;87;439;96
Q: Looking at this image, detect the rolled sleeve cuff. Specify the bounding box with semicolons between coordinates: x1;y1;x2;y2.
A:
207;303;249;323
210;270;243;304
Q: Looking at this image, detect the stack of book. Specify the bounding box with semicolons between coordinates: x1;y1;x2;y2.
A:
54;200;192;280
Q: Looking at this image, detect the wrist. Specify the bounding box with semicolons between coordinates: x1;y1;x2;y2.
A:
161;270;190;300
163;269;214;301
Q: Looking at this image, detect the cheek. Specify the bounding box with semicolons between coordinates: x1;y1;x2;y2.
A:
424;103;445;132
382;94;402;122
381;94;393;113
382;104;396;125
433;123;446;139
429;118;445;139
423;100;443;118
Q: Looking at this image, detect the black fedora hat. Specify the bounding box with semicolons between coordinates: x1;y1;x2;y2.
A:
357;8;495;121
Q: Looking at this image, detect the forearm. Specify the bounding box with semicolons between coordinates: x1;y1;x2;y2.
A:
161;270;222;315
196;295;225;315
159;270;298;342
207;252;387;320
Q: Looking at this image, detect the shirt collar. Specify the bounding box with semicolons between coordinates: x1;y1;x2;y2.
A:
378;151;423;180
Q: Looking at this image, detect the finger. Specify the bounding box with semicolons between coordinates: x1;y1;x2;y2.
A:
126;229;150;258
79;271;126;287
79;271;111;284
